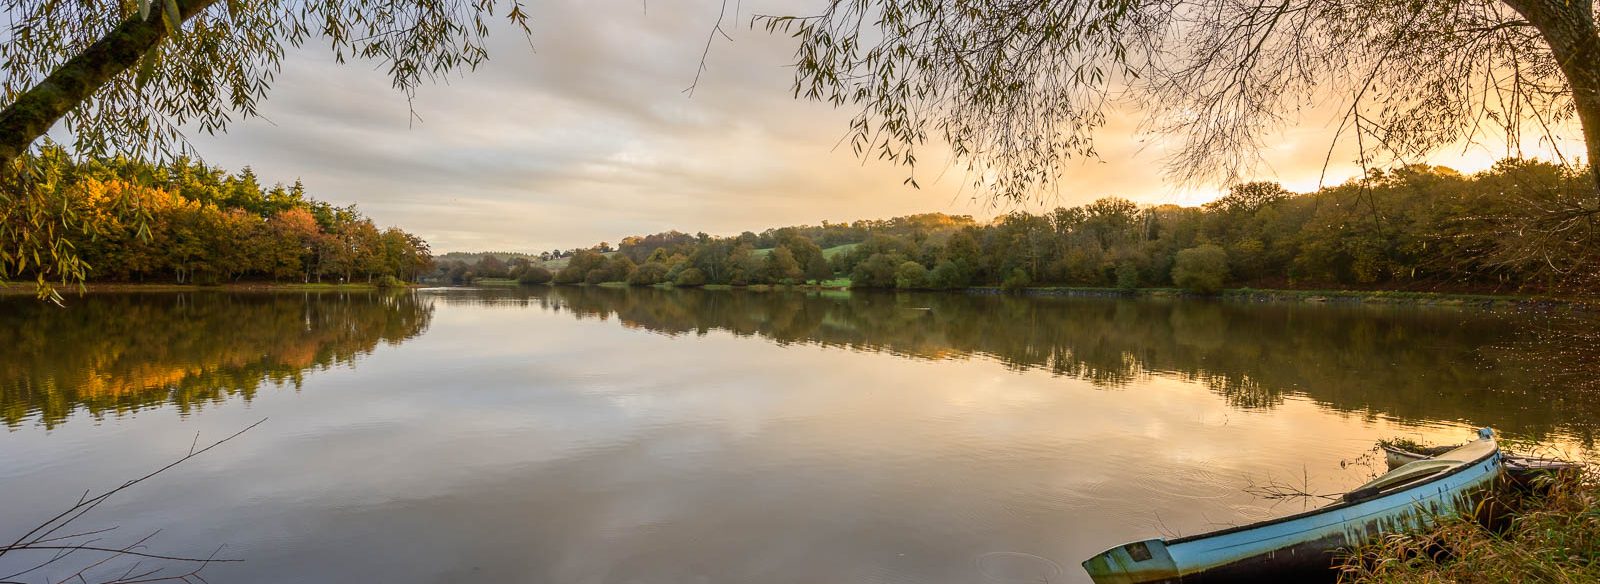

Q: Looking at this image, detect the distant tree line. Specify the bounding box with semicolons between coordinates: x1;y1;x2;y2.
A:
440;159;1593;295
2;146;434;288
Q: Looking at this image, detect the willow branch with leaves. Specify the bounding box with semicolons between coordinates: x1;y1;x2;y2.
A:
0;0;533;167
759;0;1600;198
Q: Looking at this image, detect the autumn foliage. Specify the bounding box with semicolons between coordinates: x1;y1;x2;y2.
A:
2;146;432;288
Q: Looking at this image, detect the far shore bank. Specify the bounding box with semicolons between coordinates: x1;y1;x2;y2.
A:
5;280;1586;310
507;279;1584;310
0;281;413;296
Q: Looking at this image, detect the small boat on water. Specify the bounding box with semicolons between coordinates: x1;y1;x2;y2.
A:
1082;428;1502;584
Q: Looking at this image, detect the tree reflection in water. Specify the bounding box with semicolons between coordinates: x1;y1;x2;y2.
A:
449;285;1591;444
0;291;433;428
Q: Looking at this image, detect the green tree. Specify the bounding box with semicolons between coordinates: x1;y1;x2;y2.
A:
849;253;901;288
674;267;707;287
894;260;927;290
628;261;668;286
1172;244;1230;294
1116;261;1140;290
1001;268;1031;292
765;246;803;284
926;260;966;290
517;266;552;285
555;250;605;284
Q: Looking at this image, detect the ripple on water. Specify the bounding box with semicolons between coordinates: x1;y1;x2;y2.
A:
976;551;1064;583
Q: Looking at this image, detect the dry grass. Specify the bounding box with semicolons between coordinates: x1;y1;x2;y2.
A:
1339;469;1600;583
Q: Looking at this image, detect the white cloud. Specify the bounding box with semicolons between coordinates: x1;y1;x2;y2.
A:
171;0;1578;253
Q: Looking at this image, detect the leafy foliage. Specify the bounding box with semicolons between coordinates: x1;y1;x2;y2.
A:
0;0;532;163
1172;245;1229;294
761;0;1598;193
447;158;1592;295
0;146;432;298
516;265;552;285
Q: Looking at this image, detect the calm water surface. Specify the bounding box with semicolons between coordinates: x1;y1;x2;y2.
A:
0;288;1593;583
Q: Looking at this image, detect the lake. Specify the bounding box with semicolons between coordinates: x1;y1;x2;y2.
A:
1;287;1593;583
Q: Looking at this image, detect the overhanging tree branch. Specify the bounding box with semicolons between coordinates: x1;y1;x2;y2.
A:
0;0;219;167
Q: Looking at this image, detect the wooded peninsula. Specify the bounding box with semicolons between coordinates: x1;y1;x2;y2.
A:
4;146;433;291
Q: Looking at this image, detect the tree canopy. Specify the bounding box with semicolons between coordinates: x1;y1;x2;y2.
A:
0;145;432;300
439;158;1595;295
764;0;1600;195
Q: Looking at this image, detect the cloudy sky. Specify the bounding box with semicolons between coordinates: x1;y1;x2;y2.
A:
177;0;1574;254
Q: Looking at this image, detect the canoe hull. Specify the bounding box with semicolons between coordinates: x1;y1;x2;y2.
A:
1383;445;1579;487
1084;437;1502;584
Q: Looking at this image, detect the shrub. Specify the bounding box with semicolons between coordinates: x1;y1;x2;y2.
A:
628;262;669;286
849;253;901;288
553;266;584;284
674;267;707;287
895;261;927;289
1172;244;1230;294
517;266;552;285
1116;261;1140;290
554;250;607;284
376;274;407;288
1001;268;1031;291
925;260;966;290
583;270;607;285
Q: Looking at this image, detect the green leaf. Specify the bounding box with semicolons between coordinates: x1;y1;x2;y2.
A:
135;50;157;89
162;0;181;34
138;0;151;20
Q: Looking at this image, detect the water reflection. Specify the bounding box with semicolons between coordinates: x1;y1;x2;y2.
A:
448;285;1589;443
0;291;433;428
0;287;1589;584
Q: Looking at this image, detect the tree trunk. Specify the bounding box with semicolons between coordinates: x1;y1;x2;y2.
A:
1502;0;1600;192
0;0;219;166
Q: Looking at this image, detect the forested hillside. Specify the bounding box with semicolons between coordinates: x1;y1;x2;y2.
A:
3;146;433;289
443;159;1593;295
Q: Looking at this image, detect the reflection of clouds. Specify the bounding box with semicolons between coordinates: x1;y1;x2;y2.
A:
5;293;1593;584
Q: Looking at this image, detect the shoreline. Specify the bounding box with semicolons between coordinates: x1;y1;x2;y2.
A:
4;280;1585;309
0;281;409;296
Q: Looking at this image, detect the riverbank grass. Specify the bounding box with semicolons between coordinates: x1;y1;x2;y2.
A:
1339;470;1600;583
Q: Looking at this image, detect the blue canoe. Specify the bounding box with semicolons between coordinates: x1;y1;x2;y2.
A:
1082;428;1502;584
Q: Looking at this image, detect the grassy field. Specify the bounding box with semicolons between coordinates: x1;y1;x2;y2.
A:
540;251;617;271
822;243;857;259
472;278;521;286
749;243;857;259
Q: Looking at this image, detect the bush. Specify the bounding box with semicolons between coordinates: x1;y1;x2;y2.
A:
895;261;927;289
583;270;608;285
1172;244;1230;294
849;253;901;288
628;262;669;286
1001;268;1031;292
554;250;607;284
925;260;966;290
553;266;584;284
517;266;552;285
376;274;407;289
674;267;707;287
1116;261;1140;290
